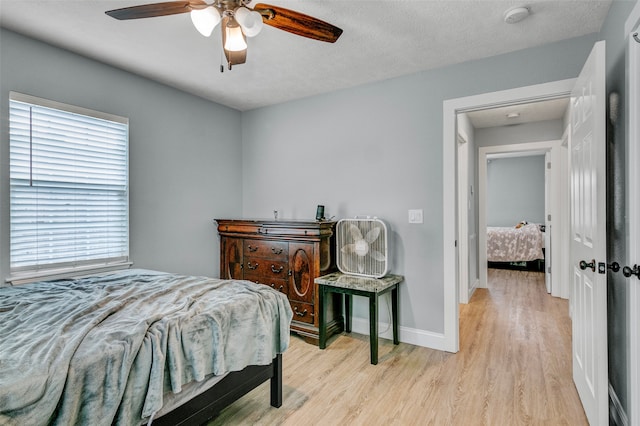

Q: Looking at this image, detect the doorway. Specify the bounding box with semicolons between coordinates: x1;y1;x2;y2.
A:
476;139;566;294
445;41;611;425
442;78;575;353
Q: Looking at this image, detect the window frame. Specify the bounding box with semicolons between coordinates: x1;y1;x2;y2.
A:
8;92;131;284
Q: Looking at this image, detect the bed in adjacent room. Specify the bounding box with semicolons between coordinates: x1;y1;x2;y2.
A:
486;223;545;271
0;269;293;426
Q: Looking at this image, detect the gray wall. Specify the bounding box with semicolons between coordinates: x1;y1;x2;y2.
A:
486;156;546;227
0;29;244;279
241;34;599;332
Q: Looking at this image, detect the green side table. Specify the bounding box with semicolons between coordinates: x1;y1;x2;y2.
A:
315;272;403;365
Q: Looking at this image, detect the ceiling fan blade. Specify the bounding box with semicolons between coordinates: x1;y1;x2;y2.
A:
105;1;206;20
253;3;342;43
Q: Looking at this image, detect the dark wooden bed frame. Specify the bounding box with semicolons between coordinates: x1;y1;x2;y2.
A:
153;353;282;425
488;259;545;272
488;248;546;272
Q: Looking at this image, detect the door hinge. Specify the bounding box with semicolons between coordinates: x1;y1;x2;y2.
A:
547;162;552;169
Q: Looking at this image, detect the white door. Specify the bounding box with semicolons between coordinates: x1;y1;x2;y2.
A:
570;40;608;425
544;151;552;293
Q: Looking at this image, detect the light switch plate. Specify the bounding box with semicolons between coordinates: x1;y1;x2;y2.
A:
408;209;423;224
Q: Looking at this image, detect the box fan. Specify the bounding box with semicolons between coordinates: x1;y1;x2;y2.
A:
336;217;388;278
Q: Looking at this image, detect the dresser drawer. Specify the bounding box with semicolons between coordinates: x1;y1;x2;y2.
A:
290;301;314;324
253;278;288;295
244;259;289;280
217;222;262;235
243;240;288;260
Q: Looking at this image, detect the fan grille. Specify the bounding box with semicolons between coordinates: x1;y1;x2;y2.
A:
336;218;388;278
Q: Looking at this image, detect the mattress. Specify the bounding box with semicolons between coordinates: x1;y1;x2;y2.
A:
486;223;545;262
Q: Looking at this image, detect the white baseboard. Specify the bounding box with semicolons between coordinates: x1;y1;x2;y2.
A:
609;383;629;426
349;317;448;351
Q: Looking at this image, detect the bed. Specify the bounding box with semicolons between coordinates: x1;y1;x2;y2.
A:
0;269;293;425
486;223;545;271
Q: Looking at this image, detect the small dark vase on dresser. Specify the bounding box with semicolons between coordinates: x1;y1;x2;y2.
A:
215;218;344;345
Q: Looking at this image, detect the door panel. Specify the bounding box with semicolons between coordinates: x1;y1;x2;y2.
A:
570;40;608;425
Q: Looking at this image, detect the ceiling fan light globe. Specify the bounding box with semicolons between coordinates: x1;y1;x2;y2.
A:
235;7;263;37
190;7;220;37
224;18;248;51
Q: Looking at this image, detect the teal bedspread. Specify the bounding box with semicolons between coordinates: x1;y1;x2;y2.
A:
0;269;292;425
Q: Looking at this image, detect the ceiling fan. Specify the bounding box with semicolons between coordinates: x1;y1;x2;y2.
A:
105;0;343;70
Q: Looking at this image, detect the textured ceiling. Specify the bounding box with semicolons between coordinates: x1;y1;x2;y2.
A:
0;0;612;111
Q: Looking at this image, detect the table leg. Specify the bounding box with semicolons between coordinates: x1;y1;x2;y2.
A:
319;285;327;350
369;293;378;365
345;294;352;333
391;285;399;345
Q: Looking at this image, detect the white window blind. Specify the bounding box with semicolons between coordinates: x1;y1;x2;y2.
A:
9;92;129;280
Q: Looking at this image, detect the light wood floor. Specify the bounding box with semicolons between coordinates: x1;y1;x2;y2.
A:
209;269;587;425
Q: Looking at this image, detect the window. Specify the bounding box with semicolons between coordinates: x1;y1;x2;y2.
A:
9;92;129;283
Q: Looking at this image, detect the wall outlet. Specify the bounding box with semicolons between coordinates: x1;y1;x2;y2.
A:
408;209;423;224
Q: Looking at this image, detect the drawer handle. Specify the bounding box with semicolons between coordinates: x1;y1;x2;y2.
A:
271;283;284;291
271;247;283;255
247;245;258;252
293;306;307;317
271;265;284;274
247;261;259;270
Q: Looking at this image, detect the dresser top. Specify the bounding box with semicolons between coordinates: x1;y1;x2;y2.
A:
215;218;335;226
215;218;336;238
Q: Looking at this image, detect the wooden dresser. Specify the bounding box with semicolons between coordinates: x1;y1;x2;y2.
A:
215;219;343;345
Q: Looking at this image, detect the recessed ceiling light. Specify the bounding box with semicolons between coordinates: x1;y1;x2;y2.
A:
504;6;531;24
506;112;521;119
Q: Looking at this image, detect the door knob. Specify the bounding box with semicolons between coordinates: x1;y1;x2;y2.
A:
580;259;596;272
598;262;620;273
622;264;640;280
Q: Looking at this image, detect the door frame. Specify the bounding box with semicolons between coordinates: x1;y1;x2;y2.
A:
442;78;575;352
477;141;562;291
456;122;471;304
626;2;640;424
